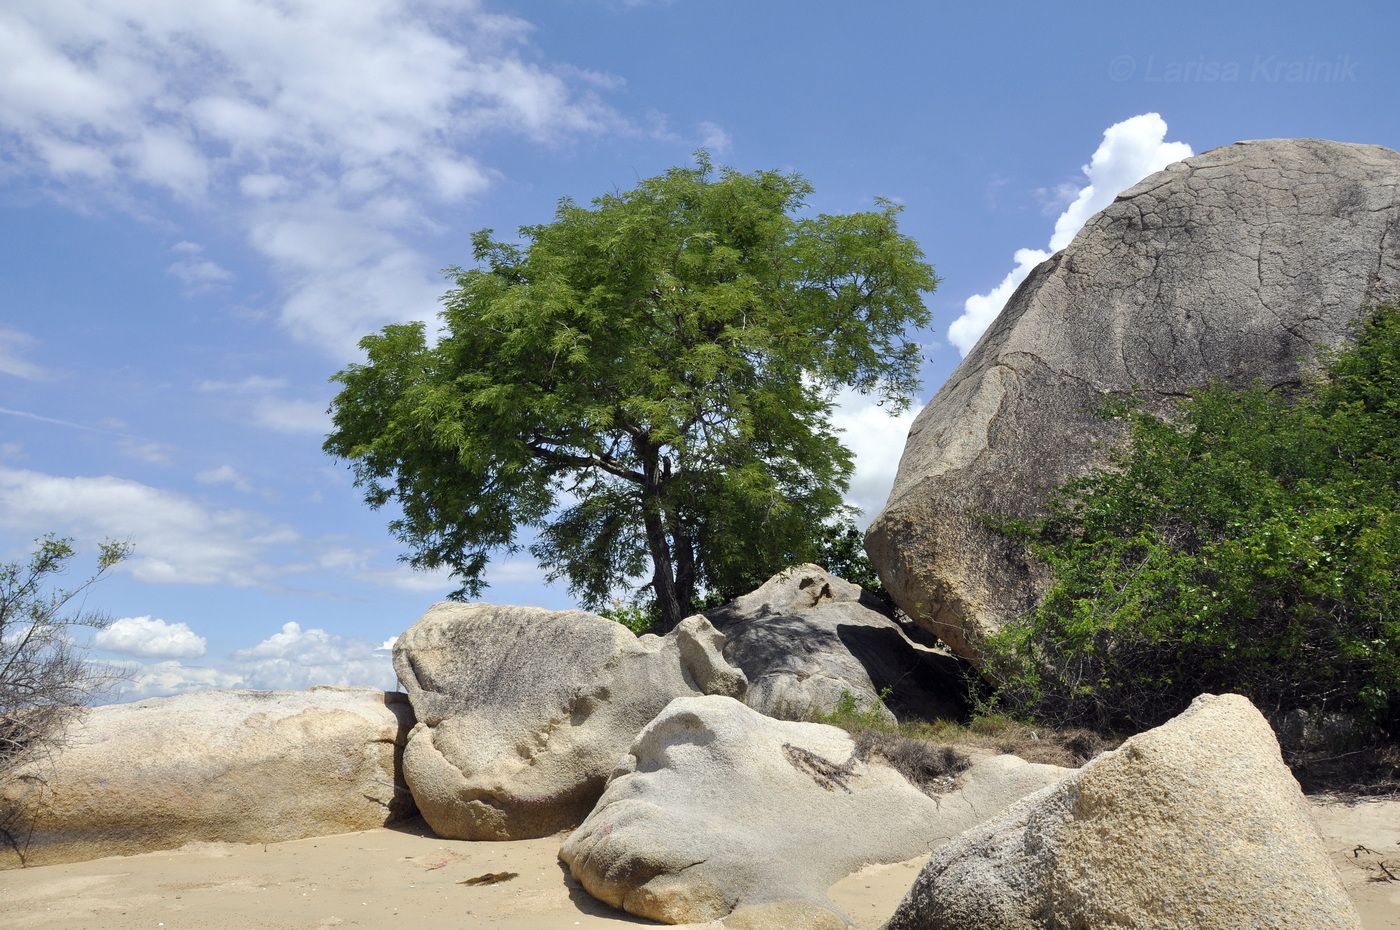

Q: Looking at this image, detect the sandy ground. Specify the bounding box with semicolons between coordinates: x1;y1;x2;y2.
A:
0;799;1394;929
1311;796;1400;930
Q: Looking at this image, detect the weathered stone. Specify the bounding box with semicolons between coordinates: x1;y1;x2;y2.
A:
867;139;1400;661
882;693;1361;930
1;687;415;869
392;604;745;841
561;695;1067;925
701;565;966;724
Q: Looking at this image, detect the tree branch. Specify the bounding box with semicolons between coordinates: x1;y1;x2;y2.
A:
525;440;644;485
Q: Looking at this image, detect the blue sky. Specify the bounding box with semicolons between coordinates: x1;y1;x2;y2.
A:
2;0;1397;698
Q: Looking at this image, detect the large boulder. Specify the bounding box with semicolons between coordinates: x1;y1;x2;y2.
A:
392;604;746;841
882;693;1361;930
702;565;966;724
867;139;1400;661
560;695;1067;926
1;687;415;869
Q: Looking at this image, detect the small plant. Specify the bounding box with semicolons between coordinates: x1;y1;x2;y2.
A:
820;687;895;731
1;535;129;859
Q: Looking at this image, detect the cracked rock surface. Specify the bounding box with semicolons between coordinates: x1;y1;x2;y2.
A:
882;693;1361;930
392;603;746;841
560;695;1066;926
866;138;1400;662
701;565;967;725
1;687;416;869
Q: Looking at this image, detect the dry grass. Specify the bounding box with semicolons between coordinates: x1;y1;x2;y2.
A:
819;692;1114;772
852;728;970;795
900;715;1113;768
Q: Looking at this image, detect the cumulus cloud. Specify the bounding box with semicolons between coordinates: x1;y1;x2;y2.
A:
103;619;398;700
948;113;1192;356
0;465;298;586
95;615;207;659
0;327;50;381
106;659;244;699
0;0;630;357
232;621;397;691
830;388;921;526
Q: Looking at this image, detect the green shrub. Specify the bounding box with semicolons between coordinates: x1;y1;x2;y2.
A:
985;306;1400;736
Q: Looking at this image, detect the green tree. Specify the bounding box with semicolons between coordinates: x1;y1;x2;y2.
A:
986;306;1400;735
326;157;936;631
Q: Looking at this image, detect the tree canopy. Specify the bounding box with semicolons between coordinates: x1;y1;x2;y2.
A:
986;306;1400;735
325;157;936;630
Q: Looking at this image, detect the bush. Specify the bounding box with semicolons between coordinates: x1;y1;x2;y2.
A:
985;306;1400;736
1;535;128;857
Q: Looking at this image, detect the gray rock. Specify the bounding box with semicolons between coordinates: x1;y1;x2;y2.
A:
560;695;1067;926
701;565;965;724
1;687;415;869
866;139;1400;661
882;693;1361;930
392;603;745;840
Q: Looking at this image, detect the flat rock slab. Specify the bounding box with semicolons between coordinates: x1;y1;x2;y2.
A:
867;138;1400;662
702;565;966;724
393;604;746;840
1;686;415;869
561;694;1066;926
882;693;1362;930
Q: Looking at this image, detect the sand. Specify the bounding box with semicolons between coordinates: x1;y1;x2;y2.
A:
1;799;1395;929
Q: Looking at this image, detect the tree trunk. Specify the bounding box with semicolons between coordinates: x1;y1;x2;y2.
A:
665;506;696;619
641;455;685;632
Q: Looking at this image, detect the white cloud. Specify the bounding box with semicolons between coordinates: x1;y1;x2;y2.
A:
0;327;50;381
108;659;245;699
250;396;330;434
698;120;732;155
118;439;174;465
947;246;1051;357
196;464;254;494
830;388;922;526
232;621;397;691
197;375;288;394
948;113;1192;356
0;0;630;357
103;620;398;700
166;240;234;290
487;559;548;586
0;465;298;587
96;615;207;659
196;373;329;434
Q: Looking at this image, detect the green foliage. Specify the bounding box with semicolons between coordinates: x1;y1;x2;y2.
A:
985;306;1400;734
596;599;660;635
814;519;887;598
326;155;936;629
819;686;895;730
